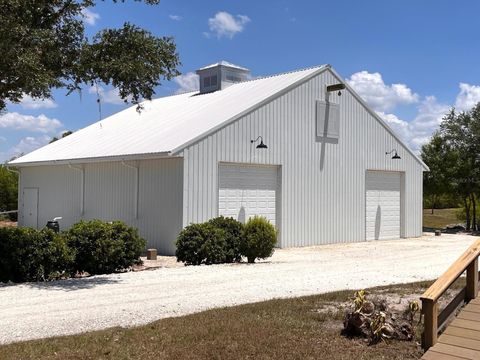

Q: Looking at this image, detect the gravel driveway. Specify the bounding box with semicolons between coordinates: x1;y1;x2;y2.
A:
0;233;476;344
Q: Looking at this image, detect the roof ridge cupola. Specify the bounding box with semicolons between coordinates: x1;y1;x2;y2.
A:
196;61;250;94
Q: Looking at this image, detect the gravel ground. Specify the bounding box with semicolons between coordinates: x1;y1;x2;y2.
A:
0;233;476;344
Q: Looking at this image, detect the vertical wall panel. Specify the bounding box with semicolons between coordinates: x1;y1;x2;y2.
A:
84;162;135;222
19;158;183;255
19;166;81;228
138;158;183;255
182;69;424;247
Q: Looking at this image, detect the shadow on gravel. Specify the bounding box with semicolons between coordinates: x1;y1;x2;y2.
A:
2;277;121;292
423;226;479;235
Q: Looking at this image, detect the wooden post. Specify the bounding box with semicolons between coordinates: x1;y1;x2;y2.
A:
466;258;479;301
146;249;157;261
422;299;438;350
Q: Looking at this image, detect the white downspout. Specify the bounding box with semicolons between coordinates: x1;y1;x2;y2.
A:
68;164;84;216
122;161;139;219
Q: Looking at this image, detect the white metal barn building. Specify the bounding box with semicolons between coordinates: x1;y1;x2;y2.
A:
10;62;428;255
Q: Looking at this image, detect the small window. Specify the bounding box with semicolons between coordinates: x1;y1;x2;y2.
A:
226;73;241;82
211;75;218;86
316;100;340;139
204;76;211;87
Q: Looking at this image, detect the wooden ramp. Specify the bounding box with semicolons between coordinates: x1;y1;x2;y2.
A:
421;239;480;360
423;296;480;359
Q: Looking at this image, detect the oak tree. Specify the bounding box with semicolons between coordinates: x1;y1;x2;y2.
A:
0;0;180;111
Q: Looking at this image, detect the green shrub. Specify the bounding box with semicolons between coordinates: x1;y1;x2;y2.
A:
240;216;277;263
64;220;146;275
176;223;226;265
0;227;73;283
208;216;243;263
0;165;18;221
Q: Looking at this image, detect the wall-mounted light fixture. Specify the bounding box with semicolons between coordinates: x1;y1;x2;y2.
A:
386;149;401;159
251;136;268;149
326;83;346;96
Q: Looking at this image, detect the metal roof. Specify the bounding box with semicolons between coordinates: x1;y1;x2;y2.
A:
11;66;326;165
197;61;249;72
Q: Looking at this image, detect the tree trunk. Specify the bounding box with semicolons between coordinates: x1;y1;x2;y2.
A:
470;194;477;231
431;195;436;215
465;197;471;231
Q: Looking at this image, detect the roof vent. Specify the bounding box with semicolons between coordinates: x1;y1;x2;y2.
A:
196;61;250;94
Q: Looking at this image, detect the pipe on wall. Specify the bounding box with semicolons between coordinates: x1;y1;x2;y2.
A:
122;160;139;219
68;163;85;216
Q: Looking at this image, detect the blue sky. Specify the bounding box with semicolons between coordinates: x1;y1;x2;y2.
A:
2;0;480;161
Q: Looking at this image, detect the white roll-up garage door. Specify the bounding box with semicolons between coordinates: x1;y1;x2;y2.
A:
365;171;401;240
218;163;279;225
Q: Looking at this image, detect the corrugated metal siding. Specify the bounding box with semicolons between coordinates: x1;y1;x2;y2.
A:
18;158;183;254
84;162;136;222
19;166;82;228
137;158;184;255
182;69;424;247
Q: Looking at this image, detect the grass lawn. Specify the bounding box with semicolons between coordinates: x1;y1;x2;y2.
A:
0;281;455;360
423;208;461;230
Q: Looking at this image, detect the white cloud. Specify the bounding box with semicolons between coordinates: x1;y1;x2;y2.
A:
377;112;411;143
347;71;419;112
173;72;199;94
0;135;52;161
81;8;100;26
455;83;480;112
0;112;63;133
346;70;452;152
207;11;250;39
169;14;182;21
10;135;51;158
378;96;449;152
20;95;57;109
88;85;126;105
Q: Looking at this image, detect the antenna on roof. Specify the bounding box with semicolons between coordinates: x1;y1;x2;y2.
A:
94;81;103;121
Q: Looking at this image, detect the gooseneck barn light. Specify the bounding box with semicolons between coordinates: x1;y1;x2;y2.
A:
326;83;346;96
251;136;268;149
386;149;401;160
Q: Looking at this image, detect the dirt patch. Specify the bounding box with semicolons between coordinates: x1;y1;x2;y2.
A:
313;283;463;345
314;286;460;316
0;220;17;228
133;256;183;270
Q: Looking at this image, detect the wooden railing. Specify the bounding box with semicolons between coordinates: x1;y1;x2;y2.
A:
420;238;480;350
0;210;18;215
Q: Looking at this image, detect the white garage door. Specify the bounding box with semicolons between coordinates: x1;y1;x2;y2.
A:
365;171;401;240
218;164;278;225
